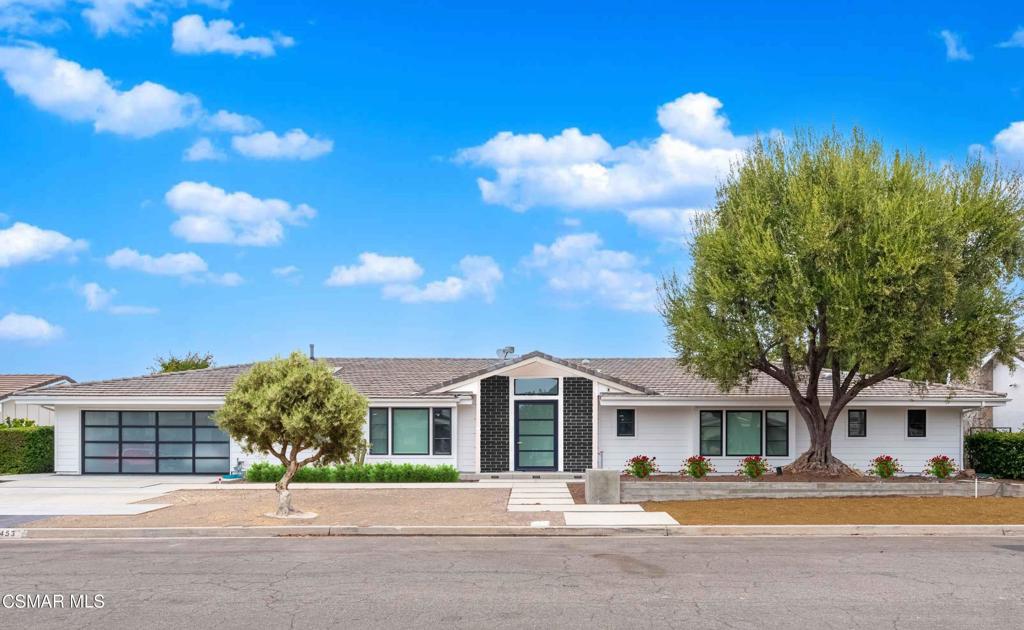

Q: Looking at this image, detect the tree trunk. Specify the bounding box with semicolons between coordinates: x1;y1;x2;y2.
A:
274;459;300;517
784;405;857;476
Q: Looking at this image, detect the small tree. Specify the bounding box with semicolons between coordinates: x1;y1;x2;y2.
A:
216;352;368;516
153;351;214;373
662;129;1024;475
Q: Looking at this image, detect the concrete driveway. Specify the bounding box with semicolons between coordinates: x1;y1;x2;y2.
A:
0;474;220;516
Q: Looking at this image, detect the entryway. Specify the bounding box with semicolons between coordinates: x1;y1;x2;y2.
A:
514;401;557;471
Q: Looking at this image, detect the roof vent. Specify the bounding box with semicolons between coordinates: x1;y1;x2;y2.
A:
496;346;515;360
309;344;315;360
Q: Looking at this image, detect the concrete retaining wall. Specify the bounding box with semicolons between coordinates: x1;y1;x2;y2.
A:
621;480;1024;502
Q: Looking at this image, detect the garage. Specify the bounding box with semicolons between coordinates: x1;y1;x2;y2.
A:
82;410;230;474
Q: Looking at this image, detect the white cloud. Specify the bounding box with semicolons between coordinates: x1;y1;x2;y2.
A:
939;29;972;61
625;207;705;245
80;281;157;315
998;27;1024;48
562;217;581;228
272;265;299;277
172;14;294;57
231;129;333;160
456;92;747;212
202;109;261;133
207;271;242;286
325;253;423;287
164;181;316;246
994;121;1024;156
522;233;657;312
183;137;225;161
0;312;61;341
382;256;503;304
0;44;201;138
106;247;207;276
0;0;67;34
0;221;87;267
80;0;231;37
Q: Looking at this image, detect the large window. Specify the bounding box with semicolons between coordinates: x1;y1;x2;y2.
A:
82;410;228;474
369;408;388;455
514;378;558;396
765;411;789;456
392;408;430;455
726;410;762;456
616;409;636;437
699;410;723;456
432;408;452;455
848;409;867;438
907;409;927;438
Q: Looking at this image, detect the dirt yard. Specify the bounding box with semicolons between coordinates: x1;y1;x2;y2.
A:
27;488;564;528
627;473;974;483
644;496;1024;525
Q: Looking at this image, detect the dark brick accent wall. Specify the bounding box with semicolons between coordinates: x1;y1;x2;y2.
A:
562;377;594;472
479;376;510;472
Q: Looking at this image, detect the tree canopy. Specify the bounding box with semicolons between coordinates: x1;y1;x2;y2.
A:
152;352;214;373
661;129;1024;473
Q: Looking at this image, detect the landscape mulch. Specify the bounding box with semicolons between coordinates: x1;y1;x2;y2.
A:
645;496;1024;525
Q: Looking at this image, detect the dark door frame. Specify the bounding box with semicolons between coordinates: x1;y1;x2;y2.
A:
514;400;558;472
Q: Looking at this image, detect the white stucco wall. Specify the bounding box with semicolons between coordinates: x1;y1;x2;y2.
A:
991;361;1024;431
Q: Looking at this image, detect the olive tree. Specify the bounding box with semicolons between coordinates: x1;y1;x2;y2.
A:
661;129;1024;474
216;352;368;516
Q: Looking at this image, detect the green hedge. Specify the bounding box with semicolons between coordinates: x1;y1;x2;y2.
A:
0;426;54;474
965;431;1024;479
244;461;460;483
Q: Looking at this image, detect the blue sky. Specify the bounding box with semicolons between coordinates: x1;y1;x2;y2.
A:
1;1;1022;380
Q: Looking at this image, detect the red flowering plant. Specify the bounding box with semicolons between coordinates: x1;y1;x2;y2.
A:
868;455;903;479
683;455;715;479
736;455;769;479
625;455;659;479
923;455;957;479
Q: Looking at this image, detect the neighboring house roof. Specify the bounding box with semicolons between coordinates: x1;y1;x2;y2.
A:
11;354;1005;402
0;374;74;400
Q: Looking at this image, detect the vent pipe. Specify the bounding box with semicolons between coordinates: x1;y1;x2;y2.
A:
309;344;315;360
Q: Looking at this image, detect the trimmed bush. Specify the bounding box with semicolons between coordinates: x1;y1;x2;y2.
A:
244;462;460;483
965;431;1024;479
0;425;54;474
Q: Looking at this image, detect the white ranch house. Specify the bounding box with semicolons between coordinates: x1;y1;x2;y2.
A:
10;351;1005;475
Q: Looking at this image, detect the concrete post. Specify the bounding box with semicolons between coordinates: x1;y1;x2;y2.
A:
585;468;621;504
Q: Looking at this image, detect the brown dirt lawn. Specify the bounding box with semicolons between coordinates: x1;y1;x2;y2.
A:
645;496;1024;525
28;488;564;528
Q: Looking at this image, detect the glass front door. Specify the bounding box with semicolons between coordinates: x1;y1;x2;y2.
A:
515;401;557;471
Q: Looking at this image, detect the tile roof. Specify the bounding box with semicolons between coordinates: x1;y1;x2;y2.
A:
12;355;1005;401
0;374;74;399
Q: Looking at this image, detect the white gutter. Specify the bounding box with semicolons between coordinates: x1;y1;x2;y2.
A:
597;394;1007;407
9;394;468;407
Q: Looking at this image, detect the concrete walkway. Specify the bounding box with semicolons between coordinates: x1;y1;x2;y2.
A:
0;474;221;516
481;479;680;526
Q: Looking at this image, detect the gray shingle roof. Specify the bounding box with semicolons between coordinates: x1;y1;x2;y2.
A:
0;374;74;399
13;355;1005;401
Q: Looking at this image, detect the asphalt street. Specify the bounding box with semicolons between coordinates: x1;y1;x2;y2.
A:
0;536;1021;629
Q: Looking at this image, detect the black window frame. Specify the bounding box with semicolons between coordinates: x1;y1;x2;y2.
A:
616;409;636;437
368;407;389;455
513;377;559;396
81;410;228;475
699;410;723;456
390;407;431;456
725;410;764;457
907;409;927;438
432;408;452;455
848;409;867;438
764;410;789;457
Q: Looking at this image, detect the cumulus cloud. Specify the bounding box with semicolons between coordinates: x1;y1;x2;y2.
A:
272;265;299;277
231;129;333;160
0;0;67;34
325;253;423;287
183;137;225;161
522;233;657;312
164;181;316;246
106;247;208;276
0;221;87;267
0;44;201;138
172;14;294;57
625;207;706;245
382;256;503;304
201;109;261;134
0;312;61;341
998;27;1024;48
456;92;747;212
939;29;972;61
80;281;157;315
81;0;231;37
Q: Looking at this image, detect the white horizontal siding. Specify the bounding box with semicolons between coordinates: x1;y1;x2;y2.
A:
597;406;694;473
458;400;476;472
53;406;81;474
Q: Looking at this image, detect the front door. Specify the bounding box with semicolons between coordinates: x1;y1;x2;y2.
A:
515;400;557;471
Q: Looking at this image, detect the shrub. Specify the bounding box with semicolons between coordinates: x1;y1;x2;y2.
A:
2;418;36;428
244;462;460;483
0;425;54;474
736;455;768;479
868;455;902;479
682;455;714;479
624;455;659;479
923;455;957;479
965;431;1024;479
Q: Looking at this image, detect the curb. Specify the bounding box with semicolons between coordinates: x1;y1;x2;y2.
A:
6;523;1024;539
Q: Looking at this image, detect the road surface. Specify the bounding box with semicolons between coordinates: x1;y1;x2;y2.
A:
1;536;1021;629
